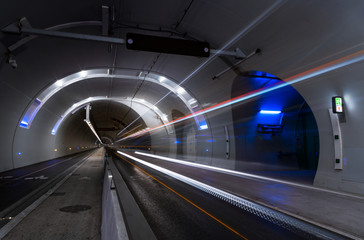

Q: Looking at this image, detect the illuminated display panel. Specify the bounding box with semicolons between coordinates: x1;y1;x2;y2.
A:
332;96;343;113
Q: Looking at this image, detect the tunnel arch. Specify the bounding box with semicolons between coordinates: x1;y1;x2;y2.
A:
51;96;173;137
53;100;153;150
231;71;319;179
19;68;207;131
101;136;113;144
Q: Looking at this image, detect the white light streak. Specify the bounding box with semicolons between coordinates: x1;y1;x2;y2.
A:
84;119;103;143
122;49;364;140
134;151;364;199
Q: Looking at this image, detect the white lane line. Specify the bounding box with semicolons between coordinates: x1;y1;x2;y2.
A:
120;151;360;240
134;151;364;200
0;152;94;239
0;176;13;180
13;157;77;181
24;175;49;180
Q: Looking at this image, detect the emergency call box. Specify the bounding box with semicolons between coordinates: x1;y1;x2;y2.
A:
332;96;343;113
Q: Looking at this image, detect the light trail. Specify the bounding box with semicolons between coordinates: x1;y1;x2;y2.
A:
134;151;364;200
117;151;249;239
154;0;286;105
119;49;364;141
113;0;286;141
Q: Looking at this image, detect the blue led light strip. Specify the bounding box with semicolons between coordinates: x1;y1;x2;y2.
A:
260;110;282;114
19;99;42;129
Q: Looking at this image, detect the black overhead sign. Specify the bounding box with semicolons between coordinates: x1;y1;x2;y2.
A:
126;33;210;57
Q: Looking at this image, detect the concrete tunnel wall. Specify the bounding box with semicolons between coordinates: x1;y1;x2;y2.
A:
297;62;364;194
0;34;110;170
1;1;364;196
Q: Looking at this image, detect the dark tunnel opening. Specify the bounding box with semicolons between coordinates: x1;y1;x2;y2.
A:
232;71;319;184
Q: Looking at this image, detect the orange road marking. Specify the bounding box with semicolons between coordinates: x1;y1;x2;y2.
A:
119;156;248;240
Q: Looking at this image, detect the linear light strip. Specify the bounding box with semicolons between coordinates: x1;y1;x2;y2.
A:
121;1;285;134
51;96;172;136
19;99;41;129
117;151;334;239
84;119;103;143
259;110;281;114
120;49;364;140
154;0;286;105
51;117;63;135
20;68;207;133
134;151;364;200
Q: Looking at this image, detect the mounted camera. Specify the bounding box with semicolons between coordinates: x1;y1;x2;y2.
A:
6;54;17;69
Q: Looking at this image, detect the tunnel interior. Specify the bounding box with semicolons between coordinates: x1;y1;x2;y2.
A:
1;0;364;197
2;2;364;239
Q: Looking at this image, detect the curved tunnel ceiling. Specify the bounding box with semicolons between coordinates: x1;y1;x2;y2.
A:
2;0;364;186
52;96;173;137
82;100;148;143
20;68;208;134
54;99;150;146
3;0;291;147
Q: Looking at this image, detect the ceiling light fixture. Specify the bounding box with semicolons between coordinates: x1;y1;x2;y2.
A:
21;69;206;132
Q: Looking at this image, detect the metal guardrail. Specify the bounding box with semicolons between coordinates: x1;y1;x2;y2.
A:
102;156;128;240
103;155;157;240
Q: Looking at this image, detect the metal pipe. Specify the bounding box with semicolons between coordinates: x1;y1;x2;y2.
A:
210;48;246;59
6;21;103;52
212;49;260;80
20;27;125;44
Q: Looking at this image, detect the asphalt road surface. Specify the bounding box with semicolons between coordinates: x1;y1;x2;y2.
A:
112;151;314;240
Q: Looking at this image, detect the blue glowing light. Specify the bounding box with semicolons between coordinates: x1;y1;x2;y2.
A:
206;149;209;152
200;123;209;130
19;99;42;129
20;121;29;127
199;120;209;130
120;50;364;141
344;158;347;165
258;109;283;125
17;152;22;156
51;117;63;135
206;139;214;143
174;140;181;144
259;110;282;114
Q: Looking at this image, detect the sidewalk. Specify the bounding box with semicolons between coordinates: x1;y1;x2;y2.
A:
2;148;105;240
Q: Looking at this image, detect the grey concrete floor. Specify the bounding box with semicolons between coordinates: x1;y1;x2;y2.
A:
3;148;104;240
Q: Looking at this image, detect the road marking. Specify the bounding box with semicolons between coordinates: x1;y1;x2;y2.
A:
0;176;13;180
79;176;91;180
119;155;248;240
12;157;78;181
24;175;49;180
0;151;95;239
135;151;364;200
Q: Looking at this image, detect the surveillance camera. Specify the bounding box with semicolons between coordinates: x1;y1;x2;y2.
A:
9;59;17;69
6;55;17;69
